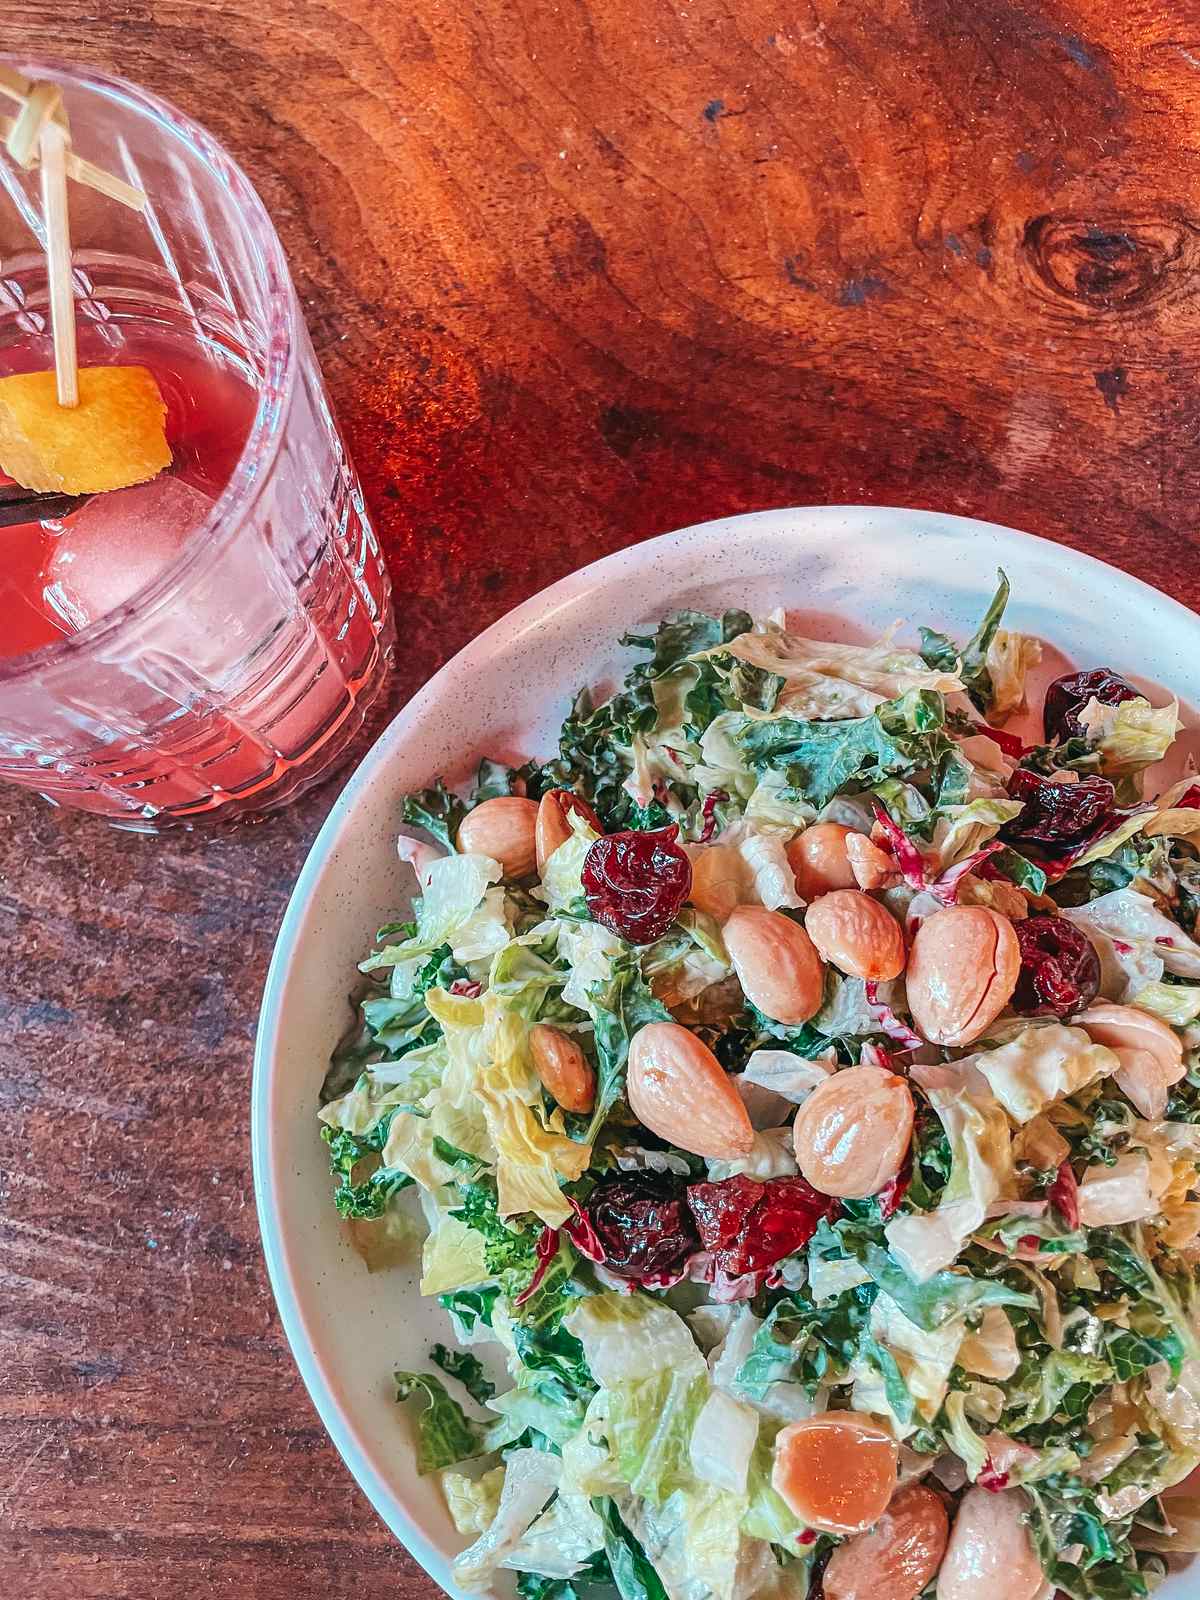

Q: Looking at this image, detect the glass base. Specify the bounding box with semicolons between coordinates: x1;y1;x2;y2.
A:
42;622;397;833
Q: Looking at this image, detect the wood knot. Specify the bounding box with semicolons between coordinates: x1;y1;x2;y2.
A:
1022;214;1200;314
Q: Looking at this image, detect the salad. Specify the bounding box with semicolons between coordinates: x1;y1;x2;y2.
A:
317;575;1200;1600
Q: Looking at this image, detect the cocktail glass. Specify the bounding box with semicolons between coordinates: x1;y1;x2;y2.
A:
0;58;394;829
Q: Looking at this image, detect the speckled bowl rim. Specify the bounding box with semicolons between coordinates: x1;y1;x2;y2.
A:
253;505;1200;1597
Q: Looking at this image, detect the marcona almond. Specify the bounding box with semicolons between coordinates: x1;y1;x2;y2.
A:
936;1487;1043;1600
529;1023;596;1113
786;823;858;900
805;889;907;981
772;1413;899;1535
535;789;602;875
627;1021;754;1160
458;796;539;878
1075;1002;1185;1120
689;843;743;921
823;1483;949;1600
845;831;897;891
723;906;825;1025
906;905;1021;1047
793;1063;915;1198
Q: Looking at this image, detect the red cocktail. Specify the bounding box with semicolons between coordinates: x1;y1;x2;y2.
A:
0;61;394;827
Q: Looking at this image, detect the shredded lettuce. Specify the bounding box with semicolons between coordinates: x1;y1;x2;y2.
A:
688;1389;759;1495
642;916;732;1007
821;1217;1035;1329
421;1207;491;1295
443;1465;506;1535
1132;982;1200;1027
429;988;590;1227
539;808;600;911
985;629;1042;722
568;1295;706;1385
958;1305;1021;1381
738;1048;834;1104
930;796;1025;870
609;1369;711;1502
567;1296;804;1598
1078;1152;1170;1228
503;1490;606;1580
852;1291;964;1430
580;954;673;1143
918;571;1025;717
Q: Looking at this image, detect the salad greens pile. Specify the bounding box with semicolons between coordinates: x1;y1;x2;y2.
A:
317;578;1200;1600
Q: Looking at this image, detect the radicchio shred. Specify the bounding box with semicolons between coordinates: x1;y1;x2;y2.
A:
514;1224;561;1306
1048;1160;1081;1230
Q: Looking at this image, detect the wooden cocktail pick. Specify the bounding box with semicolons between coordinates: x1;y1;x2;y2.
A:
38;114;76;405
0;67;146;408
0;67;146;206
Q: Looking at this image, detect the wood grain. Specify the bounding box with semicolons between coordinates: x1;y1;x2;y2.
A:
4;0;1200;1593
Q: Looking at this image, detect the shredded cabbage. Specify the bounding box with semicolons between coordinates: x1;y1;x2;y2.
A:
984;629;1041;722
724;623;965;699
1063;889;1200;999
930;797;1025;870
361;852;503;973
452;1448;562;1589
1077;694;1180;777
969;1023;1120;1125
886;1059;1016;1279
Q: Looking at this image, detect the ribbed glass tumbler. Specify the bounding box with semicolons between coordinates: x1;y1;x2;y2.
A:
0;60;394;829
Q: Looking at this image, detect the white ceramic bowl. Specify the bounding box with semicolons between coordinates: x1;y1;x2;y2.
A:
253;506;1200;1598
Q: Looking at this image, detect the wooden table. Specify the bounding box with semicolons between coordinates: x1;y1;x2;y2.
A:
4;2;1200;1593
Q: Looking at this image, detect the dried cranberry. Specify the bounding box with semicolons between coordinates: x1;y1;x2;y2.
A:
1012;915;1101;1018
1043;668;1139;743
688;1174;762;1250
583;1171;699;1280
687;1174;835;1277
1005;767;1116;846
581;825;692;943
